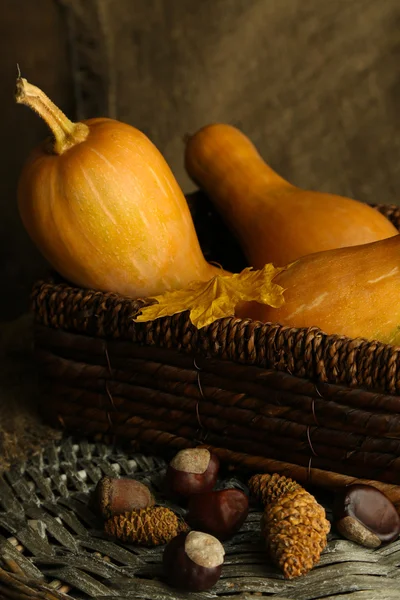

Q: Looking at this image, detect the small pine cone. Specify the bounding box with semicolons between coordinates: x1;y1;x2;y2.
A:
248;473;301;505
261;484;331;579
104;506;189;547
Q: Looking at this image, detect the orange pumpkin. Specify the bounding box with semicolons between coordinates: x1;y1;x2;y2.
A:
185;124;398;267
16;77;221;298
236;233;400;345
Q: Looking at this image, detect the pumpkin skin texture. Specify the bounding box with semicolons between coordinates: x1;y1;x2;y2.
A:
185;124;398;267
236;234;400;345
16;79;219;298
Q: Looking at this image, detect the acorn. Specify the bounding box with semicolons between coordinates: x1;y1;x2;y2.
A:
104;506;189;546
92;476;154;519
186;488;249;540
333;484;400;548
165;448;220;499
163;530;224;592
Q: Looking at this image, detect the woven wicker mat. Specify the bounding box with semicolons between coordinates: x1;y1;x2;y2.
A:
0;437;399;600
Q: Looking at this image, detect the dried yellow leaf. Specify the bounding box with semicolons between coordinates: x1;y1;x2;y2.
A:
135;264;286;329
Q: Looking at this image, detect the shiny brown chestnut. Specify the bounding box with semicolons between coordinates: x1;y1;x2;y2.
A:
163;530;224;591
165;448;220;499
333;484;400;548
186;488;249;540
92;476;154;519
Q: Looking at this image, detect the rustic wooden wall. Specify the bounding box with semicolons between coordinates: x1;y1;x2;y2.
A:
1;0;400;320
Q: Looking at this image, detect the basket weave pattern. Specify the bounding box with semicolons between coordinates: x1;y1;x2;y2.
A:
31;204;400;506
1;438;400;600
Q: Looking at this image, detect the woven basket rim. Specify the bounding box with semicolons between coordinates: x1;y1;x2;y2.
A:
31;276;400;397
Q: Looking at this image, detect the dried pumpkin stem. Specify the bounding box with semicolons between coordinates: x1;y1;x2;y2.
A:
15;76;89;155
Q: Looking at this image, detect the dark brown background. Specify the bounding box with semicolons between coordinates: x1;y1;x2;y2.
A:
1;0;400;466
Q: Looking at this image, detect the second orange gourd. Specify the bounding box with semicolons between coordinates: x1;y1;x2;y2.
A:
185;124;398;267
236;232;400;346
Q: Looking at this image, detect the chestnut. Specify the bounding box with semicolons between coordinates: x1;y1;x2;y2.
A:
165;448;220;499
163;530;224;591
91;476;154;519
333;484;400;548
186;488;249;540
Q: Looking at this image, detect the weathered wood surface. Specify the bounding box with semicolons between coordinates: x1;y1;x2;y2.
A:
0;438;399;599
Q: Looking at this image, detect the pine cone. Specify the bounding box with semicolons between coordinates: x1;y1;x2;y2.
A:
104;506;189;547
248;473;330;579
248;473;301;505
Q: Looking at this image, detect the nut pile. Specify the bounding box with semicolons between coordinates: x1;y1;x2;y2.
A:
90;449;400;591
91;448;247;591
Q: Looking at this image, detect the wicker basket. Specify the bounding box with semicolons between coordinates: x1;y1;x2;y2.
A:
31;199;400;508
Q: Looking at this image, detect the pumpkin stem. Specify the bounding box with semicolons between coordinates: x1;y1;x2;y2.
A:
15;75;89;155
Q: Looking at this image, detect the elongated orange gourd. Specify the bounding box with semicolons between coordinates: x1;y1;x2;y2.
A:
185;124;398;267
16;77;220;298
236;233;400;345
